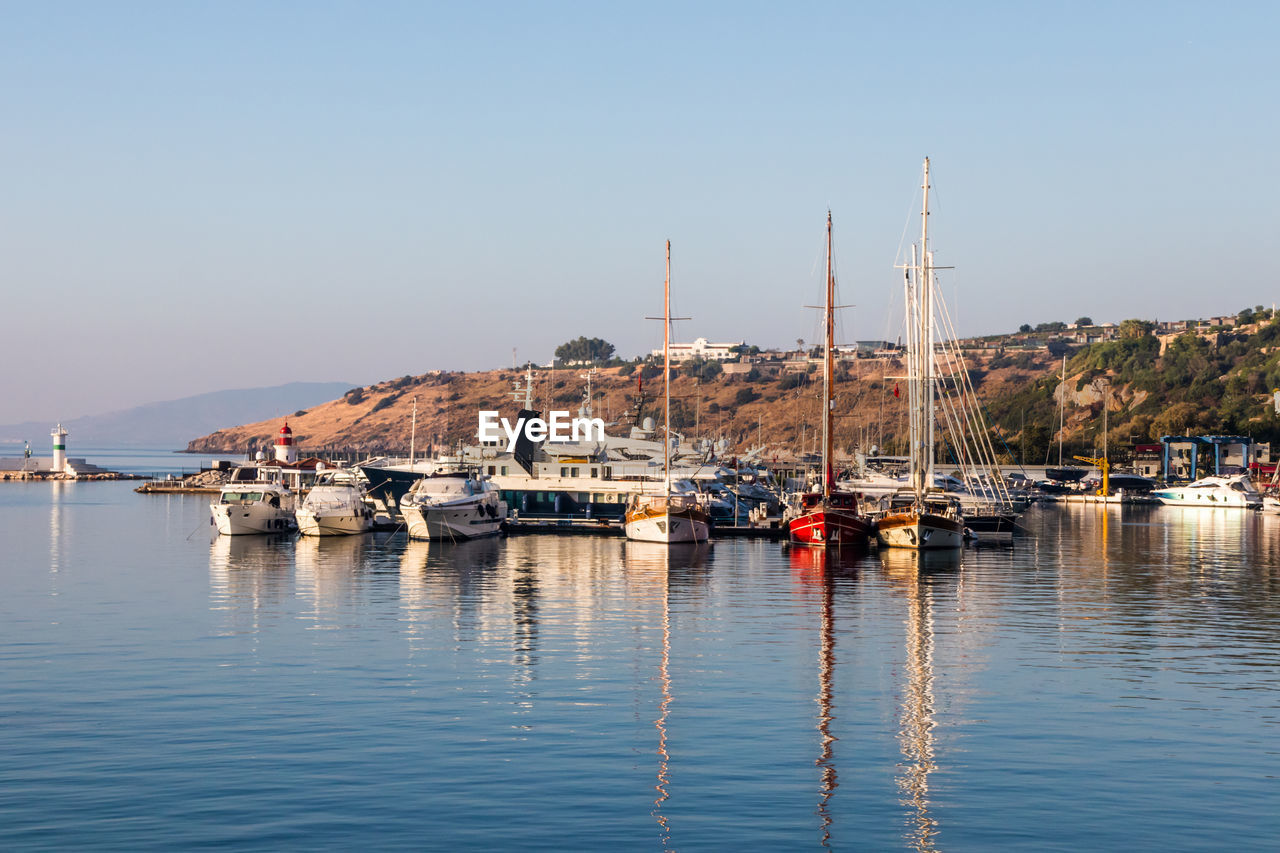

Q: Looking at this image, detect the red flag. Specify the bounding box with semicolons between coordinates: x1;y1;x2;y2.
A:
893;383;900;398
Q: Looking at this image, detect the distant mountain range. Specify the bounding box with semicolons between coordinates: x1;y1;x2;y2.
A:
0;382;353;450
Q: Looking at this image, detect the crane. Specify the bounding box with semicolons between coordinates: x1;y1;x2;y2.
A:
1073;455;1109;497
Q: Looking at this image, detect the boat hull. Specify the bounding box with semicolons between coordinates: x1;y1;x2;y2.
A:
875;511;965;550
403;497;503;541
1151;491;1260;508
962;512;1018;544
624;504;711;544
788;508;873;548
295;510;373;536
211;503;295;536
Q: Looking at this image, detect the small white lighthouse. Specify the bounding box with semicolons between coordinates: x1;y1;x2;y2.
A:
274;420;298;464
51;423;69;472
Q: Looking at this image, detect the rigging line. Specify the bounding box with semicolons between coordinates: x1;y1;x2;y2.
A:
893;170;922;272
935;288;1013;503
936;302;995;493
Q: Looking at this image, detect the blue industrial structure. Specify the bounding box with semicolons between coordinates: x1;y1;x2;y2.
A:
1159;435;1253;481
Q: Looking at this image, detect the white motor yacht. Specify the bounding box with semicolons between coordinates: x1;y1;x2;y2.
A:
296;471;374;536
210;466;296;535
400;466;504;541
1151;474;1262;508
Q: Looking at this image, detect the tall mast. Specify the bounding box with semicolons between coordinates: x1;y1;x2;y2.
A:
906;245;921;499
664;239;672;495
1058;355;1066;466
823;211;834;499
409;396;417;468
921;157;935;494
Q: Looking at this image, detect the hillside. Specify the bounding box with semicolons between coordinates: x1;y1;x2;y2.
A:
185;352;1059;458
987;317;1280;462
185;316;1280;463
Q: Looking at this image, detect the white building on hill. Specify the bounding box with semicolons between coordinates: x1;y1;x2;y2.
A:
652;337;743;363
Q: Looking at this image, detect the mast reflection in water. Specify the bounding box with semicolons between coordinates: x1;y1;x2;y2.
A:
624;541;710;851
884;549;961;852
789;544;866;848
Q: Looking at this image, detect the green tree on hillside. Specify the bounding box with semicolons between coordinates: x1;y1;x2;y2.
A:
1119;319;1154;339
555;337;615;364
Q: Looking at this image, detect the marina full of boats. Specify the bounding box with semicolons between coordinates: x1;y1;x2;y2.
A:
192;158;1280;549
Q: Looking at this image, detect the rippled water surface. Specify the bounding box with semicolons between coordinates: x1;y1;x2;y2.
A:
2;483;1278;850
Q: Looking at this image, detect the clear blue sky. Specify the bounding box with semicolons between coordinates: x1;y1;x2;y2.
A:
2;1;1275;424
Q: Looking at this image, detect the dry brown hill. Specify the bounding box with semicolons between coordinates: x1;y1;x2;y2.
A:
186;350;1060;459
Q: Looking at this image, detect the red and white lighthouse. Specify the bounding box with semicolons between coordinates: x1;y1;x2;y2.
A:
274;420;297;464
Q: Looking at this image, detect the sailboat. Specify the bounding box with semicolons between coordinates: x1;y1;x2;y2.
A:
624;241;712;544
788;212;874;548
876;158;966;550
1045;355;1087;483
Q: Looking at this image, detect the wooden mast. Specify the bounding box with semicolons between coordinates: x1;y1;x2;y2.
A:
921;157;935;496
823;212;834;500
664;239;671;496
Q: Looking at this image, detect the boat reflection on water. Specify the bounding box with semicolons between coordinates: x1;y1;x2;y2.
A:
294;532;371;615
208;532;296;627
787;540;867;582
881;546;961;852
623;540;711;573
787;543;866;847
396;535;502;627
621;540;710;851
398;535;502;576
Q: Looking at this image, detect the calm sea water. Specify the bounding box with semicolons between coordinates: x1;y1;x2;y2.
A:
2;482;1278;850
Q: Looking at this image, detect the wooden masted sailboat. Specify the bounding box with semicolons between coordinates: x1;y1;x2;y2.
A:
788;212;874;548
876;159;965;550
624;240;711;544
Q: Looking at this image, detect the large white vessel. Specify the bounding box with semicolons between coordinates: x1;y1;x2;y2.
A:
296;471;374;536
401;466;504;540
210;466;296;535
1151;474;1262;508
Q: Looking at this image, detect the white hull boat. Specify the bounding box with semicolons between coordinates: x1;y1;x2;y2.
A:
210;466;296;535
1151;474;1261;509
297;475;374;536
875;506;967;550
401;467;503;541
624;494;711;544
